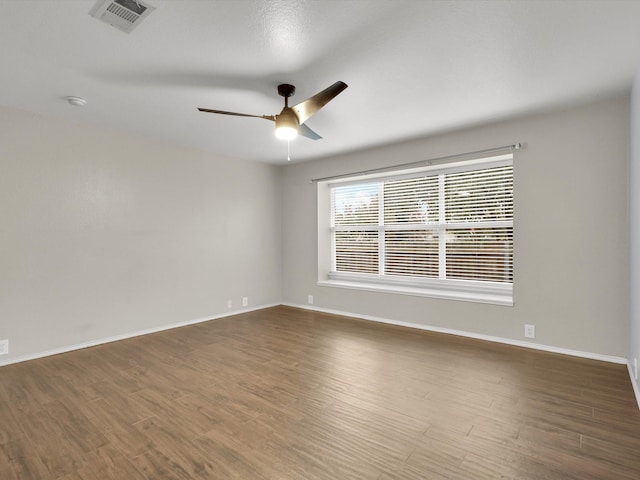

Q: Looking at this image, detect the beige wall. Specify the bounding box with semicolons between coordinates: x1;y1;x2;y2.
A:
0;95;631;364
0;107;282;363
281;96;630;358
630;69;640;379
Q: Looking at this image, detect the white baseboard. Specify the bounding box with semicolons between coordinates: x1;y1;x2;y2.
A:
282;302;628;365
4;301;636;412
0;303;279;367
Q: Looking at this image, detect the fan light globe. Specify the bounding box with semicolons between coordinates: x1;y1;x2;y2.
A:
275;126;297;140
275;109;299;140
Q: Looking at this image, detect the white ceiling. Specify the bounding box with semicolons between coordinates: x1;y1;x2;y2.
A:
2;0;640;165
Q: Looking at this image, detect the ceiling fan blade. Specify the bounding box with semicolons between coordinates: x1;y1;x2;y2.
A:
297;123;322;141
197;108;275;121
291;81;348;124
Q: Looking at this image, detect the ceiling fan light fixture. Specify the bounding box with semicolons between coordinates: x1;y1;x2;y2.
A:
275;110;298;140
198;81;348;143
275;125;297;140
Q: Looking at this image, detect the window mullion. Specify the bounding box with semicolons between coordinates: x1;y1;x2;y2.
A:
330;189;336;272
378;182;385;275
438;174;446;280
330;228;336;272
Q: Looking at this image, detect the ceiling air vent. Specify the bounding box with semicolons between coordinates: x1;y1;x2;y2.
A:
89;0;155;34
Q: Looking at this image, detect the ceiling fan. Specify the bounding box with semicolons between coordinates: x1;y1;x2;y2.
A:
198;81;348;141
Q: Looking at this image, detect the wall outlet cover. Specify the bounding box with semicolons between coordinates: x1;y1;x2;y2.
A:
524;324;535;339
308;295;314;305
242;297;248;307
0;339;8;355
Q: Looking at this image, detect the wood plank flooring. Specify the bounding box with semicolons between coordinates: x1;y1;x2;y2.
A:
1;305;640;479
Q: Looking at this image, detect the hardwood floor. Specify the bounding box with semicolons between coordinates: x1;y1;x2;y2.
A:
1;305;640;479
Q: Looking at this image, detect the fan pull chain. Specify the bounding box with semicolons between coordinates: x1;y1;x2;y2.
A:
287;140;291;161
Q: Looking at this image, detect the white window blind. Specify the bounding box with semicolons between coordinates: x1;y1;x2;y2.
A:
327;156;513;304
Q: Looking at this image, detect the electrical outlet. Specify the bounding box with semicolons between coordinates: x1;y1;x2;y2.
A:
308;295;314;305
524;324;535;339
0;339;8;355
227;300;232;309
242;297;248;307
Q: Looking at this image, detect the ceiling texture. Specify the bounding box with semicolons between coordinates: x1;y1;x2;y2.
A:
2;0;640;164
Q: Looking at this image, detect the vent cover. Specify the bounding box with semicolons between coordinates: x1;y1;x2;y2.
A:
89;0;155;34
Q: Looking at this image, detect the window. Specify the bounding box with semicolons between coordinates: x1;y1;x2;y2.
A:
317;154;513;305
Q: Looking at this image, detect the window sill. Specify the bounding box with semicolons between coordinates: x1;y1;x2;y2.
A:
317;278;513;306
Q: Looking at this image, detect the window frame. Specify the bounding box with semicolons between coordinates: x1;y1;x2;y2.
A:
317;154;514;306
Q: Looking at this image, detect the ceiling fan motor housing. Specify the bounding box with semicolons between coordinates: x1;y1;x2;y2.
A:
277;84;296;98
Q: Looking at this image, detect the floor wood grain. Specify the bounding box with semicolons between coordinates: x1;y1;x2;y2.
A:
1;305;640;479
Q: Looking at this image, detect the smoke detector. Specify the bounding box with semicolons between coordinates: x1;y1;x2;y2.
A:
65;96;87;107
89;0;155;34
